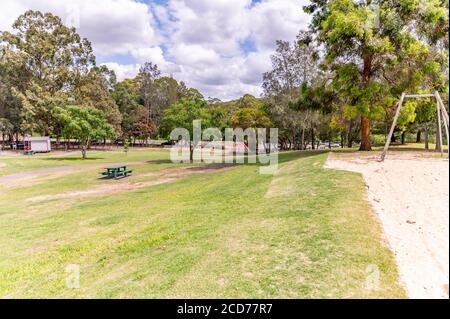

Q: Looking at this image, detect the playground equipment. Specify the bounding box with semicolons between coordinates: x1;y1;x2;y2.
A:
380;91;449;161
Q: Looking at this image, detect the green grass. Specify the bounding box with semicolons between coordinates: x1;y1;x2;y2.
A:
0;149;405;298
0;148;172;176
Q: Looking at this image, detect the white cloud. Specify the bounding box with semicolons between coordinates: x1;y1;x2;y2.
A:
129;46;181;75
102;62;140;80
153;0;311;99
1;0;311;100
0;0;158;55
170;44;221;66
249;0;310;50
162;0;252;56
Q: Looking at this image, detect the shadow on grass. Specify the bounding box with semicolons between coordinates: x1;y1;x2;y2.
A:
97;175;130;180
277;150;327;164
146;159;173;164
223;150;327;168
386;147;441;153
141;151;325;169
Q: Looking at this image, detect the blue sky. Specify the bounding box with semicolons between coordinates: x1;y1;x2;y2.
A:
1;0;310;100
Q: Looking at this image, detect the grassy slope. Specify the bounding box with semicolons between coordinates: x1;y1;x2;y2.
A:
0;149;405;298
0;149;172;176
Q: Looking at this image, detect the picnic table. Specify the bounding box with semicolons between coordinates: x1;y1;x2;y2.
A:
100;165;133;179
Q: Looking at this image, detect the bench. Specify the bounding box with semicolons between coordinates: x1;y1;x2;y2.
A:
100;165;133;179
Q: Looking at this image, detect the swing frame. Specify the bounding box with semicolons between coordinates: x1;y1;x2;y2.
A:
380;91;449;161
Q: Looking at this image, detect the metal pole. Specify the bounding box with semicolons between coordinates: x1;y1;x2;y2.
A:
435;92;444;157
435;91;449;126
380;92;405;161
435;92;449;156
404;94;435;98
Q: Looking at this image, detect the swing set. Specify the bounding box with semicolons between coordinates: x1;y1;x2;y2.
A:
380;91;449;161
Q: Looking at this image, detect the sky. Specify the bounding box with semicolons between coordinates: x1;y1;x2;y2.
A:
0;0;311;100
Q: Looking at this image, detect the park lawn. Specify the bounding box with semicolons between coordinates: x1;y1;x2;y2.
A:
0;149;405;298
0;148;172;176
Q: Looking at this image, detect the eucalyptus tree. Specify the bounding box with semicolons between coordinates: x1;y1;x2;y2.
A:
0;10;95;136
136;62;163;130
262;32;322;150
304;0;449;150
75;65;122;135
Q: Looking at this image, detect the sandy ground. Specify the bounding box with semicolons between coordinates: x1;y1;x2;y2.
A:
326;151;449;299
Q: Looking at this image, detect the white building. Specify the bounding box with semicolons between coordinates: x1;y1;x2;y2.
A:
24;136;51;153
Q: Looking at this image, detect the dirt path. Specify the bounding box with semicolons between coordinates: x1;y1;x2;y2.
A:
325;152;449;299
27;164;236;202
0;161;149;188
0;164;108;188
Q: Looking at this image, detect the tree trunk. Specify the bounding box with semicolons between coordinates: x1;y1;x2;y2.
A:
328;132;331;149
359;53;373;151
311;128;315;150
301;129;305;150
416;130;421;143
81;145;87;159
424;125;429;150
401;131;406;145
347;120;353;148
292;131;296;151
435;115;442;152
390;133;396;143
359;116;372;151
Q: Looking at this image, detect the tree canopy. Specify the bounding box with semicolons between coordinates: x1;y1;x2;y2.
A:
0;5;448;154
55;105;115;158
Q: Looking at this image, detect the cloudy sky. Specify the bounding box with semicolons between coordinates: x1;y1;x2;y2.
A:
0;0;310;100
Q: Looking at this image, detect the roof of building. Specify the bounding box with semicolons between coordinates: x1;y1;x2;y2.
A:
24;136;51;141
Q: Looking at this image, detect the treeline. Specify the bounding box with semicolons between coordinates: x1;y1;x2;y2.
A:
1;2;449;158
262;1;449;151
0;11;274;158
0;11;206;156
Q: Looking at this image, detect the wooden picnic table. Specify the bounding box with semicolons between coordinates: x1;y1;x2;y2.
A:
100;165;133;179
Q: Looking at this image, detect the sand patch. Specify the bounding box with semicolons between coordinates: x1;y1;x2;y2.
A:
325;152;449;299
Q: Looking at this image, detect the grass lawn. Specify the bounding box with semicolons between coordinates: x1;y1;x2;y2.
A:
0;149;405;298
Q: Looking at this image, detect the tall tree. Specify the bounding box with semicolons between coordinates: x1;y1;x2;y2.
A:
305;0;449;150
112;78;141;140
136;62;162;129
160;96;211;161
75;65;122;134
262;32;321;150
0;10;95;136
